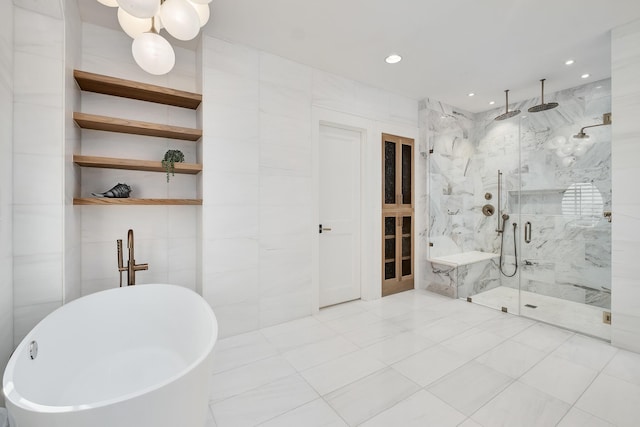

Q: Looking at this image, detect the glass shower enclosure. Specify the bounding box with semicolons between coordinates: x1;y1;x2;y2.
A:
425;80;612;340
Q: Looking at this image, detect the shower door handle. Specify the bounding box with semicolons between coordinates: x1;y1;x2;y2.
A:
524;221;532;244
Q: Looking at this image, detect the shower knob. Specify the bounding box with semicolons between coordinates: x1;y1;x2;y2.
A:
482;204;495;217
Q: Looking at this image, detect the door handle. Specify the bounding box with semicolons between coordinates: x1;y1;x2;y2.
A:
319;224;332;234
524;221;532;244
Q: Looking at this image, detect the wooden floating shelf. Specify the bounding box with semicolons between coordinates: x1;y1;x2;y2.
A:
74;70;202;109
74;198;202;206
73;112;202;141
74;155;202;174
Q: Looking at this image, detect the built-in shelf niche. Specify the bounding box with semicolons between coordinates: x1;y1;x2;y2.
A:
73;70;203;206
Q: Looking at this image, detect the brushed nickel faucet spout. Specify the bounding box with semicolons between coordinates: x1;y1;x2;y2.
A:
117;229;148;286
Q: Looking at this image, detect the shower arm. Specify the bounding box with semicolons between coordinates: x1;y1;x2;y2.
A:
577;113;612;135
578;123;607;134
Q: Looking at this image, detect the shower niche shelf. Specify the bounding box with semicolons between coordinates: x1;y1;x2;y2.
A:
72;70;203;206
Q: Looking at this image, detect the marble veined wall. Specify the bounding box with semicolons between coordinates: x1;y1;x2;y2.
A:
424;80;612;308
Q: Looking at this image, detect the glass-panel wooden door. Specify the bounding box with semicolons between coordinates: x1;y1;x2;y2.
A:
382;133;414;296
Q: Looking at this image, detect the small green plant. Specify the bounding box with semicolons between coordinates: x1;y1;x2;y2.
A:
161;149;185;182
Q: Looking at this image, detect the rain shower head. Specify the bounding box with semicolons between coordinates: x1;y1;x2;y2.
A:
573;131;590;139
494;90;521;121
528;79;559;113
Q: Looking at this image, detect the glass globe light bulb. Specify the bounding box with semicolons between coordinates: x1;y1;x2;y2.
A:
187;0;210;27
118;7;152;39
117;0;160;19
160;0;200;41
132;32;175;75
97;0;119;7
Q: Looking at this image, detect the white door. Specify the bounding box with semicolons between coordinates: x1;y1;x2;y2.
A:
319;124;361;307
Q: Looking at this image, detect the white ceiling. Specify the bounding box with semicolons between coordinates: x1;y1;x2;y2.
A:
79;0;640;113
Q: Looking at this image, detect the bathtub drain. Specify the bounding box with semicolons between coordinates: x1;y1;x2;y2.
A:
29;340;38;360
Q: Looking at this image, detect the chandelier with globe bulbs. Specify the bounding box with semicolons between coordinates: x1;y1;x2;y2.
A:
96;0;211;75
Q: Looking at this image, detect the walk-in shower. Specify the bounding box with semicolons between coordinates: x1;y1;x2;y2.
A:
426;79;612;340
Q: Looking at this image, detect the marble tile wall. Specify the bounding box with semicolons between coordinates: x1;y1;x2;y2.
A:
611;18;640;353
78;24;199;297
12;4;65;344
201;35;419;338
0;0;13;405
423;81;612;310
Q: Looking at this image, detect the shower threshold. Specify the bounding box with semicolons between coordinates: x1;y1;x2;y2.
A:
468;286;610;341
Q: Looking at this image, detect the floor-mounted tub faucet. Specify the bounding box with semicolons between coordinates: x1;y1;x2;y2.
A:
117;229;148;286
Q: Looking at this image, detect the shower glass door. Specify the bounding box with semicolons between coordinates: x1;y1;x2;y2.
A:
516;94;612;340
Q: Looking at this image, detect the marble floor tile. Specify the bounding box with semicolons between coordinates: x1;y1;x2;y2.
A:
427;361;513;416
552;334;618;371
300;349;386;395
458;418;483;427
575;373;640;426
205;407;217;427
448;303;504;325
365;299;413;319
473;313;536;339
314;300;367;323
360;390;466;427
210;374;318;427
206;290;640;426
520;354;598;404
602;348;640;386
440;327;506;359
362;330;436;365
391;344;473;387
471;381;570;427
556;407;614;427
261;320;336;353
323;310;382;335
342;319;407;348
210;355;296;402
475;339;547;378
212;331;278;374
258;398;348;427
413;317;474;342
281;335;358;372
325;368;420;426
511;322;574;353
386;307;449;330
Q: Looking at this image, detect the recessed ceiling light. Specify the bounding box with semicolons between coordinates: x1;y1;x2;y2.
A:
468;92;475;97
489;101;495;105
385;54;402;64
565;59;575;65
581;73;590;79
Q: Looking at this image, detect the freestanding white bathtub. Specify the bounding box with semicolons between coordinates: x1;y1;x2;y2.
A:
2;284;218;427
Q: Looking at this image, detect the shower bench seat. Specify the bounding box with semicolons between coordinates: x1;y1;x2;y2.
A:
426;251;500;299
